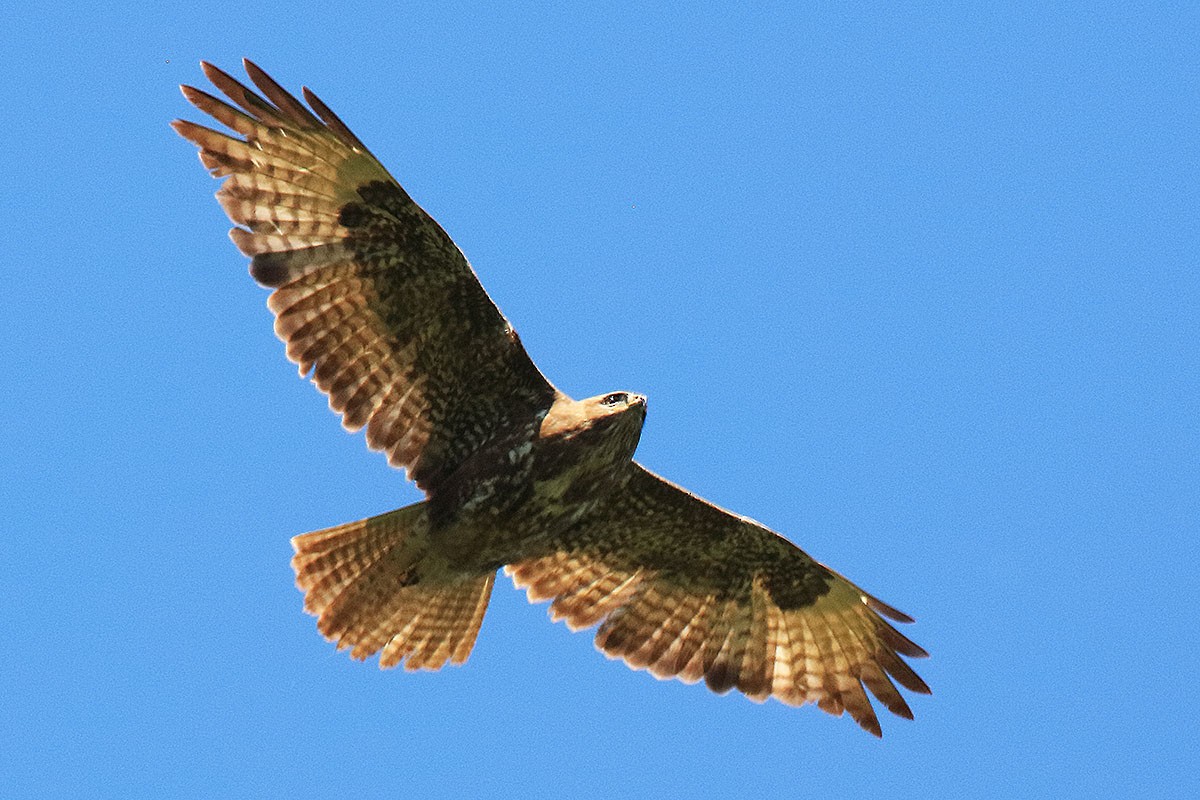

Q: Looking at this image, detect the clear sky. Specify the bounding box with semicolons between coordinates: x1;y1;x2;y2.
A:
3;2;1197;798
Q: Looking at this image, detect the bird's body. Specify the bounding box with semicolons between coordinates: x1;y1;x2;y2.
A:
175;61;930;736
424;391;648;568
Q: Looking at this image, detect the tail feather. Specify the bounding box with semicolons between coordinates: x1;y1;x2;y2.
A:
292;508;408;615
378;574;496;670
291;503;494;671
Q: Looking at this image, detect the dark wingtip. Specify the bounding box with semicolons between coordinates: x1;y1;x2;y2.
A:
242;58;269;87
179;84;207;105
248;252;292;288
302;85;368;150
169;118;210;146
865;594;916;624
702;663;739;696
877;621;929;659
199;60;222;82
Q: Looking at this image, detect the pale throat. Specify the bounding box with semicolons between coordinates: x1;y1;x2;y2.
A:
533;394;646;490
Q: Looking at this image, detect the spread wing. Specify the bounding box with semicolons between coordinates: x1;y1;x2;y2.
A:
506;465;930;736
174;61;557;490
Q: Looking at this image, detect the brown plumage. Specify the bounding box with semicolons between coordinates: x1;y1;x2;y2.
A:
175;60;930;736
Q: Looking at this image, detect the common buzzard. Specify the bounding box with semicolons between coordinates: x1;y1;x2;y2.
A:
174;61;930;736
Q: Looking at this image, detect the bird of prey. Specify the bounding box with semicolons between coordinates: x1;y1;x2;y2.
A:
174;60;930;736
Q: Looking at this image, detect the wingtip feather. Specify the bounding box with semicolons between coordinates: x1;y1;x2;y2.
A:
864;593;916;624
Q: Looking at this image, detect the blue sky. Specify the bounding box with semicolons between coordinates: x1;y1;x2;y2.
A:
3;2;1197;797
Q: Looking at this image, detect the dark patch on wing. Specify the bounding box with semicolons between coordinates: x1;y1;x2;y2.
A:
335;179;556;489
762;557;834;610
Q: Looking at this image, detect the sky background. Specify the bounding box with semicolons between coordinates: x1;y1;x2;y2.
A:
3;2;1197;798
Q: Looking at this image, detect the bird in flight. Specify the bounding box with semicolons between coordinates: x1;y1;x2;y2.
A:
174;60;930;736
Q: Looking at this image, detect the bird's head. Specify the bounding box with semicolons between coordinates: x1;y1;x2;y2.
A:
539;391;647;463
582;391;647;433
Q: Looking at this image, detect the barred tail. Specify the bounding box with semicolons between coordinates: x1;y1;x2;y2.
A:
291;504;495;671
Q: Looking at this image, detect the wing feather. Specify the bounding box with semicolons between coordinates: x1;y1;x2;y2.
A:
175;60;557;490
505;464;930;736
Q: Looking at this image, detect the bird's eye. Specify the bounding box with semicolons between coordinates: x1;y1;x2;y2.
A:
601;392;628;406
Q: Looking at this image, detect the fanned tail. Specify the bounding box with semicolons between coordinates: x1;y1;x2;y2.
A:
291;504;495;670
